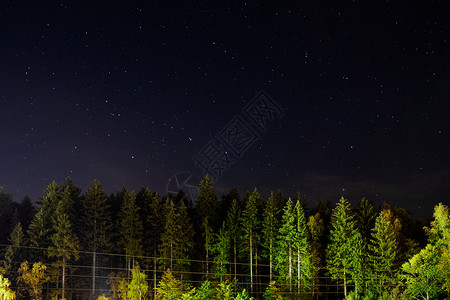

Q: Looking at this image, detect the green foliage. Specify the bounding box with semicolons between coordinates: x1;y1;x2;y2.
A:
81;179;112;251
369;209;398;295
127;267;148;300
215;281;233;300
263;281;284;300
402;244;442;299
196;175;218;227
212;222;230;282
226;198;241;281
17;261;49;300
118;190;143;268
240;188;261;293
3;222;24;274
275;197;295;289
155;269;183;300
197;281;215;300
234;289;255;300
326;197;361;298
0;274;15;300
262;192;281;282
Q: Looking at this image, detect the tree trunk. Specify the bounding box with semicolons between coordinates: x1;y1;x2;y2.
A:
289;242;292;293
269;239;273;283
343;269;347;298
297;249;301;297
234;241;237;282
250;229;253;294
62;256;66;300
92;250;96;297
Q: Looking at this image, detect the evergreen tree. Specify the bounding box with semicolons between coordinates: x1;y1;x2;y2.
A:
356;198;376;294
262;192;281;283
81;179;112;297
48;185;80;300
175;200;194;280
146;191;163;295
307;212;324;297
226;198;241;282
240;188;261;294
293;195;311;297
118;190;143;273
212;222;231;282
26;208;48;259
276;197;296;293
196;175;218;229
202;216;214;279
3;222;24;279
159;198;180;271
326;197;360;298
369;209;399;295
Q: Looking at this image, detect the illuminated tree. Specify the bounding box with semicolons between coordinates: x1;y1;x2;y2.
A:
275;197;296;292
118;190;143;273
0;274;15;300
17;261;49;300
326;197;360;298
81;179;112;297
240;188;261;294
48;185;80;300
226;198;241;282
369;209;399;295
261;192;281;283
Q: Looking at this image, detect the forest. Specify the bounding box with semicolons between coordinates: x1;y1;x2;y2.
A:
0;175;449;300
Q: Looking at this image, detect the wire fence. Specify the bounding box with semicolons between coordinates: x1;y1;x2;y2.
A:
1;244;410;299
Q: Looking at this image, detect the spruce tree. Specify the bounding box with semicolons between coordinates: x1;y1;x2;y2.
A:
326;197;360;298
118;190;143;274
276;197;296;293
175;200;194;280
48;185;80;300
369;209;399;295
293;196;311;297
241;188;261;294
159;197;180;271
226;198;241;282
81;179;112;297
262;192;280;283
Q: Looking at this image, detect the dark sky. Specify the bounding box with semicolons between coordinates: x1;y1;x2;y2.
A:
1;1;449;219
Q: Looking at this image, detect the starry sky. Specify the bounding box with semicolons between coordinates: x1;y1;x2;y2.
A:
1;1;449;219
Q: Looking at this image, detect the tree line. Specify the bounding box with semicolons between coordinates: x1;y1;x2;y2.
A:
0;175;449;300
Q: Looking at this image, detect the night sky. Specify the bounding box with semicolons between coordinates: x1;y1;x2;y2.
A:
1;1;449;219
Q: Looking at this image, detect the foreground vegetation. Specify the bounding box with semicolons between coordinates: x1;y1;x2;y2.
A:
0;176;449;299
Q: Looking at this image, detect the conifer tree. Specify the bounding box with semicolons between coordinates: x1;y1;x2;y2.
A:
48;185;80;300
276;197;296;293
226;198;241;282
293;195;311;296
369;209;399;295
118;190;143;273
262;192;281;283
212;222;231;282
326;197;360;298
175;200;194;280
3;222;24;279
307;212;324;297
146;191;163;295
81;179;112;297
241;188;261;294
159;198;180;271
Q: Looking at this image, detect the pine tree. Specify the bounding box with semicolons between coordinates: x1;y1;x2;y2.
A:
226;198;241;282
326;197;360;298
146;191;163;295
276;197;296;293
293;196;311;297
118;190;143;274
159;198;180;271
212;222;231;282
262;192;281;283
3;222;24;278
175;200;194;280
81;179;112;297
241;188;261;294
369;209;399;295
307;212;324;297
48;185;80;300
196;175;218;277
